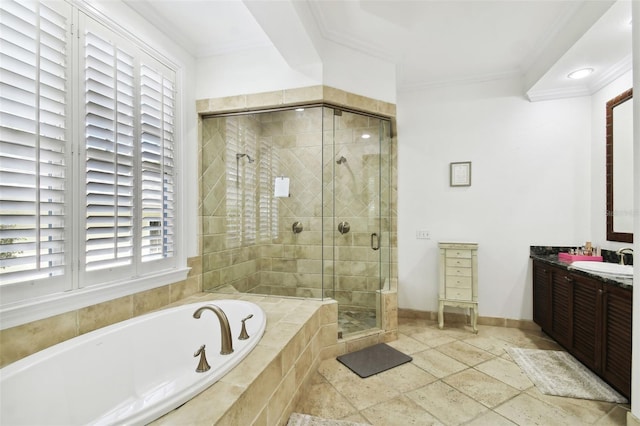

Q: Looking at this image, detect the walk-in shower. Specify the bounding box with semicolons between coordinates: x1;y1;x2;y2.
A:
200;105;392;337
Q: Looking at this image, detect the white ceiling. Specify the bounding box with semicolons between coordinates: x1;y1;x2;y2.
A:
123;0;633;99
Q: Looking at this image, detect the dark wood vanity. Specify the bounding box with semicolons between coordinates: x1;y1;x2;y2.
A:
532;258;631;399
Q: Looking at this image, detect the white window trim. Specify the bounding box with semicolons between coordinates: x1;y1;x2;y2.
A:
0;0;189;330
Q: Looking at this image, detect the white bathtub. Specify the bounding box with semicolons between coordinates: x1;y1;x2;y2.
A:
0;299;266;426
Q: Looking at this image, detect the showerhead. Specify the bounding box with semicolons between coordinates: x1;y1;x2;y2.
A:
336;156;347;165
236;153;254;163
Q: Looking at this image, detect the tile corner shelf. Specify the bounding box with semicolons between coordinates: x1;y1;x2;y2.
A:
438;242;478;333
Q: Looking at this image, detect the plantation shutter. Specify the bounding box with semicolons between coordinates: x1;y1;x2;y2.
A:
140;63;175;262
84;29;135;272
83;18;176;278
0;0;70;285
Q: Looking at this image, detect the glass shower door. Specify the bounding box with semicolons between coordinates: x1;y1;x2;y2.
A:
327;108;391;336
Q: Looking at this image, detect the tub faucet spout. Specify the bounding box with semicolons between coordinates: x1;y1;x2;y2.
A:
193;304;234;355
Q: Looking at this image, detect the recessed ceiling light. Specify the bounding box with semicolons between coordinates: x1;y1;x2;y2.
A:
361;133;371;139
567;68;594;80
295;108;304;112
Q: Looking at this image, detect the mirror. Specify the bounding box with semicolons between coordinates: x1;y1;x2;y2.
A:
606;88;633;243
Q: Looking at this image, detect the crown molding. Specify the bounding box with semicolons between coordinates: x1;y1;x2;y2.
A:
526;54;632;102
398;69;521;93
588;54;632;94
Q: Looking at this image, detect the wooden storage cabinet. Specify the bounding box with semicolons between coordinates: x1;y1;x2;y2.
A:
550;269;572;348
602;285;632;397
532;259;631;398
438;242;478;333
571;274;602;371
532;262;551;331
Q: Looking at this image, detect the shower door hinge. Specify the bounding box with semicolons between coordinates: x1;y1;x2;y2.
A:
333;109;342;116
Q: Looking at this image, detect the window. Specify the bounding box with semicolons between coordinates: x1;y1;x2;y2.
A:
81;19;176;283
0;0;70;289
0;0;183;319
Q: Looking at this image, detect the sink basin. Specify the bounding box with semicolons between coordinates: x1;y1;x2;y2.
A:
571;261;633;278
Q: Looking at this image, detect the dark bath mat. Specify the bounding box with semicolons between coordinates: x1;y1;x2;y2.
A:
337;343;412;378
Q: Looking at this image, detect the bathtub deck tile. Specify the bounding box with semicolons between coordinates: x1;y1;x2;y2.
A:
261;321;305;349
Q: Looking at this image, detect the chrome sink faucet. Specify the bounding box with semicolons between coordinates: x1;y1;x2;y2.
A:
193;304;234;355
616;247;634;266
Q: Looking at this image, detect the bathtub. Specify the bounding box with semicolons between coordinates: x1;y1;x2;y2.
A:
0;299;266;426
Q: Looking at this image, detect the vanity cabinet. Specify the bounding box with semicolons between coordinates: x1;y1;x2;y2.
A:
532;260;631;398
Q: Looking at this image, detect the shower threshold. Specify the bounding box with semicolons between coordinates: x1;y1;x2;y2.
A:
338;308;378;338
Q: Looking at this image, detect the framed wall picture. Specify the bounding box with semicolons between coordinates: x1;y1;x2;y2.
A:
450;161;471;186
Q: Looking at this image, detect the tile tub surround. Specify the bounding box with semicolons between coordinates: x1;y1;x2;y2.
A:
0;256;203;368
150;293;399;425
151;293;340;425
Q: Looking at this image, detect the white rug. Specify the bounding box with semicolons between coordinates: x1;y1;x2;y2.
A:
508;348;627;403
287;413;370;426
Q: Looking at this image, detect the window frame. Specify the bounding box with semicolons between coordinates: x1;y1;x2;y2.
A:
0;0;188;330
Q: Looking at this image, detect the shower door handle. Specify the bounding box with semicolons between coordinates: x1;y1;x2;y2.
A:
371;233;380;251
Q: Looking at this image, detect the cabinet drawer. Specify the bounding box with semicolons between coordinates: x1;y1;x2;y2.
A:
446;258;472;268
446;267;472;277
446;287;472;300
446;249;472;259
445;276;472;288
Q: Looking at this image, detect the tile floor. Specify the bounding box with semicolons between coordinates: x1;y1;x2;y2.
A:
294;317;630;425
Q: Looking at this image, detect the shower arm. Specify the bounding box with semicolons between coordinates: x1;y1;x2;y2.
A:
236;153;254;163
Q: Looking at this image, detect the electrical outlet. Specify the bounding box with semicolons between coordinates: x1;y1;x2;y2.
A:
416;230;430;239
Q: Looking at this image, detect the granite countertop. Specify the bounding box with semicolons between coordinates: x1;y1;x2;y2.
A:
530;246;632;290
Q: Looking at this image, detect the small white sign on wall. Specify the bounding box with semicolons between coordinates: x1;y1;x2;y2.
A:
274;177;290;197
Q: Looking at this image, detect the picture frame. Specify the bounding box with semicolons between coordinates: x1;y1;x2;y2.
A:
450;161;472;187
